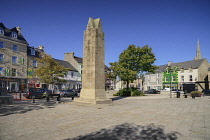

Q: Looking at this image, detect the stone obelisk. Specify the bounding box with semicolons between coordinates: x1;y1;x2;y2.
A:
75;17;112;104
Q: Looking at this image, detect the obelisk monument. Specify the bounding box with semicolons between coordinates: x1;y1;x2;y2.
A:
75;17;112;104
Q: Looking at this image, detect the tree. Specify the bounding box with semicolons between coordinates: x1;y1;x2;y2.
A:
109;44;157;89
33;54;70;90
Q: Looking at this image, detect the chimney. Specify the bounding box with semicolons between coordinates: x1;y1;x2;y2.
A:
16;26;21;34
38;45;44;50
168;61;173;66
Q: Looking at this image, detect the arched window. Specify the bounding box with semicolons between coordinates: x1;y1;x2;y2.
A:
0;28;4;35
12;32;17;38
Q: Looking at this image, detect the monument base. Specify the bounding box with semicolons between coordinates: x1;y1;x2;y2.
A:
74;97;112;104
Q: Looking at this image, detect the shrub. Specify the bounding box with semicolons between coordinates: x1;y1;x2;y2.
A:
190;91;201;97
131;90;144;96
114;88;144;96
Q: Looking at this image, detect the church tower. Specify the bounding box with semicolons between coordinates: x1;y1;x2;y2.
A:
194;39;202;60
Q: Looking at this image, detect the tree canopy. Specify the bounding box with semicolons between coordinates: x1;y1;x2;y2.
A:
109;44;157;88
33;54;70;87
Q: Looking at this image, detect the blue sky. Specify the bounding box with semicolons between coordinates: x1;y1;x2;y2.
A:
1;0;210;67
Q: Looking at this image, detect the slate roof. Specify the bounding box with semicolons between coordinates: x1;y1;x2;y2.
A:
0;22;28;44
73;56;110;71
74;56;83;63
54;59;78;72
156;59;206;72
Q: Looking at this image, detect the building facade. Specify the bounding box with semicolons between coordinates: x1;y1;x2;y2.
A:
0;23;28;92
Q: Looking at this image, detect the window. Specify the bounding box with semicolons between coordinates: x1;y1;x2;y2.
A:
12;56;17;64
165;77;168;82
32;60;37;67
172;76;176;82
0;41;3;48
0;67;3;75
181;76;184;82
71;72;74;78
31;48;35;55
12;32;17;38
11;68;17;76
5;68;10;76
157;79;159;84
189;75;193;81
0;28;4;35
0;54;4;62
12;45;17;51
19;57;24;65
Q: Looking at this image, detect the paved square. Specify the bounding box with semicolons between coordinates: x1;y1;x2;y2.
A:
0;93;210;140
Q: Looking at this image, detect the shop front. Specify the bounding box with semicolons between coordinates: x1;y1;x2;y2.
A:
0;77;27;93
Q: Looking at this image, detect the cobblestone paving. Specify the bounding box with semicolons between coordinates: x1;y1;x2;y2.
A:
0;93;210;140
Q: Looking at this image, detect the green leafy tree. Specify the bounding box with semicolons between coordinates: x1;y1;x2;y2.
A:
33;54;70;89
109;44;157;89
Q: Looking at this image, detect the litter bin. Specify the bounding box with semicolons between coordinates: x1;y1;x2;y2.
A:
176;91;180;98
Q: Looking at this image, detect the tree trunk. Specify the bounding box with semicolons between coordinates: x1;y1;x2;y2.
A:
126;81;129;89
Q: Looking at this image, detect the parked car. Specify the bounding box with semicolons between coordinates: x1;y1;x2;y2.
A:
145;89;160;94
23;88;52;99
59;89;76;97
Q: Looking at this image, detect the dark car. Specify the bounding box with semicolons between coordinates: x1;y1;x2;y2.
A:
59;89;76;97
145;89;160;94
23;88;52;99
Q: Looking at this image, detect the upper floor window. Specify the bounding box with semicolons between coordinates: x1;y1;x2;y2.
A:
0;67;3;75
172;76;176;82
31;48;35;55
12;56;17;64
0;54;4;62
165;77;168;82
0;28;4;35
32;60;37;67
71;72;74;78
11;32;17;38
11;68;17;76
181;76;184;82
19;57;24;65
0;41;3;48
12;44;17;51
5;68;10;76
189;75;193;81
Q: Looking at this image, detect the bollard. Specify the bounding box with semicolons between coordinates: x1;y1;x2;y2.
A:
46;96;49;102
72;96;74;100
32;95;35;103
19;91;22;100
57;96;60;101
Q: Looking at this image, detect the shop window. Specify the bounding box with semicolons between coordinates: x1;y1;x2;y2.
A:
0;41;3;48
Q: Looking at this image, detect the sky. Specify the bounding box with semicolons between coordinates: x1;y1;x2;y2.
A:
1;0;210;67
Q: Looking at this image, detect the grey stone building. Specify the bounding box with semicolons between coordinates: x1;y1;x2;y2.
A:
0;22;28;92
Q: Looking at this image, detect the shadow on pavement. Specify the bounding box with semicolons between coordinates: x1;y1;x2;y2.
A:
0;98;70;116
66;123;181;140
111;96;128;101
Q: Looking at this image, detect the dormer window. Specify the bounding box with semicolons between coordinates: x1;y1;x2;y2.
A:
0;28;4;35
31;48;35;55
11;32;17;38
